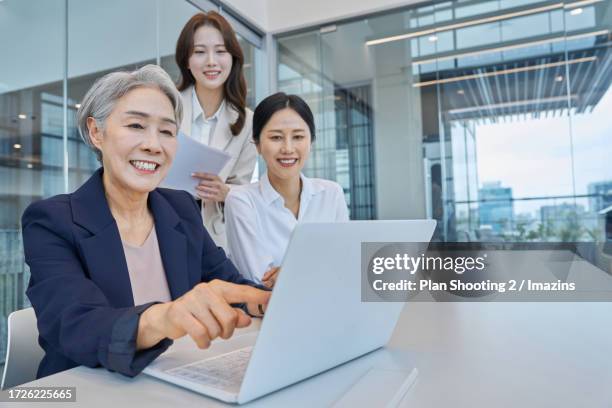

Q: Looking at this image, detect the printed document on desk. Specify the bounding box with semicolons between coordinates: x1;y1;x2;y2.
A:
162;131;231;195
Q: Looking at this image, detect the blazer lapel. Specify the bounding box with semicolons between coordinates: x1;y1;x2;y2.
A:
71;168;134;307
210;102;237;152
180;87;193;137
148;190;191;299
71;169;192;305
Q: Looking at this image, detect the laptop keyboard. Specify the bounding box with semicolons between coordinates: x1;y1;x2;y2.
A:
165;346;253;392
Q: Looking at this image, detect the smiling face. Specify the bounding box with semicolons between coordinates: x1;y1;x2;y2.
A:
88;86;178;195
257;108;312;184
187;25;233;91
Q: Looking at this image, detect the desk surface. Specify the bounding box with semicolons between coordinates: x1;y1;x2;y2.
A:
13;301;612;407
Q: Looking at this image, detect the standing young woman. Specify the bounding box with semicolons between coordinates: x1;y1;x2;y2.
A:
175;12;256;249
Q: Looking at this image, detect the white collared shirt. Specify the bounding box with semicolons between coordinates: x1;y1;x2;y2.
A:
190;87;225;146
225;172;349;283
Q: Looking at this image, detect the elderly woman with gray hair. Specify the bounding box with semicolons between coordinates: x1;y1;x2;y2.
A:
21;64;270;379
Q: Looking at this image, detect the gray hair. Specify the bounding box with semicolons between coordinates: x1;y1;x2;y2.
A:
77;64;183;162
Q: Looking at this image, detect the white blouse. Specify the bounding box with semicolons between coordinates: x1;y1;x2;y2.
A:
190;87;224;146
225;172;349;283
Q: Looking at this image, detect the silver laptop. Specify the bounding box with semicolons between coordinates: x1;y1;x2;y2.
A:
144;220;436;404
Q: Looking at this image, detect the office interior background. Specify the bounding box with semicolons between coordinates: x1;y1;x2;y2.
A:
0;0;610;364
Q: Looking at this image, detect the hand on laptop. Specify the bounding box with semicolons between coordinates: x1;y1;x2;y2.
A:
136;280;271;350
262;266;280;288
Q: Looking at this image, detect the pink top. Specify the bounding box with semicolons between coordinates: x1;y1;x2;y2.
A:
122;227;172;306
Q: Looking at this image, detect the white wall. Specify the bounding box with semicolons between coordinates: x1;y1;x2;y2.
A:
268;0;424;33
222;0;426;33
220;0;268;32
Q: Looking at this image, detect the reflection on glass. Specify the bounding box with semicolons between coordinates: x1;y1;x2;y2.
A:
0;0;263;364
277;0;612;243
0;0;65;363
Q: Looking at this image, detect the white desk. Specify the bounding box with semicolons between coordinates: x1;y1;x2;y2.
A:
10;301;612;407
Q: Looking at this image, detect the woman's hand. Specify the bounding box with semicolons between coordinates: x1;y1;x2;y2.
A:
137;280;271;350
262;266;281;289
192;172;230;203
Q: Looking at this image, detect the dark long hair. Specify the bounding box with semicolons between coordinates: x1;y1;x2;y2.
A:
252;92;316;144
175;12;247;136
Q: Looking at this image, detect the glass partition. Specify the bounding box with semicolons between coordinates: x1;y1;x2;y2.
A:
0;0;65;366
277;0;612;242
0;0;264;364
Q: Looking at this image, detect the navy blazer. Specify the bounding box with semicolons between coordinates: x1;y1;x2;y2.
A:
22;168;255;379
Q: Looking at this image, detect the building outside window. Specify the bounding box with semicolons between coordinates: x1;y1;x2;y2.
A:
276;0;612;243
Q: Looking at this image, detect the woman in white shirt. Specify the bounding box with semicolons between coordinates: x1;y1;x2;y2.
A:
225;93;349;286
175;12;257;249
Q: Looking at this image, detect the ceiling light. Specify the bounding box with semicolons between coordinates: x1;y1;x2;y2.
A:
27;163;33;169
410;29;608;66
18;114;27;119
75;103;81;109
413;56;596;87
366;3;564;46
13;143;22;149
570;7;583;15
555;75;564;82
320;24;337;34
428;35;438;42
367;0;602;47
563;0;604;9
565;0;601;10
448;94;577;115
457;89;465;95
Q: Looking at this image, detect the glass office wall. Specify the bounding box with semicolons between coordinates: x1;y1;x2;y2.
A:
0;0;264;363
277;0;612;241
0;0;66;369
